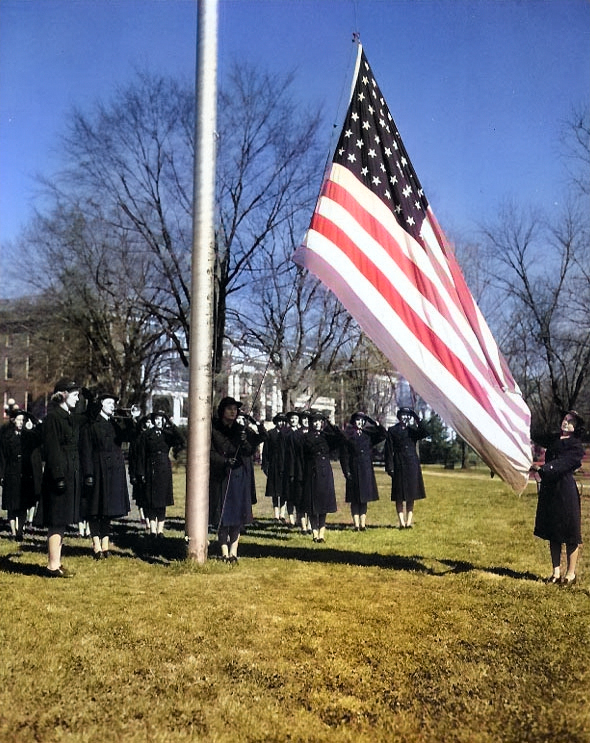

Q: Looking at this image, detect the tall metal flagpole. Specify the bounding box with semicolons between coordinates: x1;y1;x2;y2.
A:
185;0;218;562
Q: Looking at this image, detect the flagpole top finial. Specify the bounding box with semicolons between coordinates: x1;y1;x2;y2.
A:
352;31;360;44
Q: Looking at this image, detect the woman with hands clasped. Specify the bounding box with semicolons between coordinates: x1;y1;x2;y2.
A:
531;410;585;586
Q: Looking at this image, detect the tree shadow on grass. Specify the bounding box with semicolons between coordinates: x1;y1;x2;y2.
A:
236;540;431;573
0;552;49;577
0;517;542;583
434;558;540;582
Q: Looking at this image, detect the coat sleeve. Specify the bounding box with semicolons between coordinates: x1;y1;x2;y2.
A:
539;440;584;481
383;429;395;475
43;414;67;482
0;433;6;480
80;423;94;479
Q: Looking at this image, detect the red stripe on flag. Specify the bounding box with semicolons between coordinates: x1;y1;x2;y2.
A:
313;178;527;426
309;210;505;423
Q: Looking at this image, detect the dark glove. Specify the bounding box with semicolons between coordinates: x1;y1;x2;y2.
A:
55;478;66;493
344;471;352;480
227;457;242;470
130;476;137;485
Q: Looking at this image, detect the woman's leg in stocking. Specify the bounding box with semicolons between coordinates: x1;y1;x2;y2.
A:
351;502;360;530
228;526;241;559
549;541;562;579
47;527;65;571
359;503;368;530
396;499;406;528
565;542;579;581
218;526;230;559
318;514;327;542
406;500;415;527
310;513;320;541
89;519;102;555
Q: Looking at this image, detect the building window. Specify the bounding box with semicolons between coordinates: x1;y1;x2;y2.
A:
4;358;13;380
25;356;30;379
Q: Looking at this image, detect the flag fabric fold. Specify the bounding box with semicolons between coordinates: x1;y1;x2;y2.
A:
293;45;531;492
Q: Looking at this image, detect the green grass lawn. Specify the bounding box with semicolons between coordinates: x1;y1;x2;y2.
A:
0;465;589;742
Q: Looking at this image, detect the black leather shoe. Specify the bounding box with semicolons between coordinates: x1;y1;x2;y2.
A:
45;567;73;578
544;575;560;584
561;575;577;587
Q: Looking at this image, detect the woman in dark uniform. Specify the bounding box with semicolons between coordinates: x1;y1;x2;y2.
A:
128;413;151;531
261;413;288;523
138;410;184;539
80;393;131;559
41;378;84;577
340;412;386;531
531;410;585;586
209;397;266;562
0;410;42;541
384;408;429;529
301;412;343;543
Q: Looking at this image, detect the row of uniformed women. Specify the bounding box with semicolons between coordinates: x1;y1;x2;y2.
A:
261;406;429;538
213;400;429;561
0;379;183;576
0;408;42;540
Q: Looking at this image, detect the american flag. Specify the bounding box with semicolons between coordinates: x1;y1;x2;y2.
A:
293;45;532;491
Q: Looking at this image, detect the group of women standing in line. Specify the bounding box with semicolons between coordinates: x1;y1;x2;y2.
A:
3;385;585;583
0;379;184;577
210;399;430;559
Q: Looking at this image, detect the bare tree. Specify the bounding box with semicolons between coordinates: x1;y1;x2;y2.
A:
13;204;170;402
480;198;589;431
561;105;590;197
19;66;325;392
229;234;354;410
213;63;324;379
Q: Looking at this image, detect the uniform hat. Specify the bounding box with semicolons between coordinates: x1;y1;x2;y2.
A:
217;397;242;418
150;409;169;421
272;413;288;425
97;392;119;403
397;407;415;421
349;411;367;424
53;378;80;394
308;409;325;422
286;411;301;420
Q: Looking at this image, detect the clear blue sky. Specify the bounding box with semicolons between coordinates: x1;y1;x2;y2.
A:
1;0;589;256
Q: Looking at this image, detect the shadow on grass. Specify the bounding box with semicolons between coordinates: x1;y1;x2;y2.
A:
432;558;540;581
0;517;540;582
0;552;50;577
